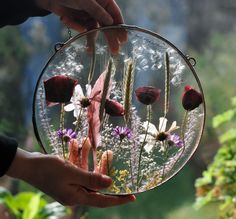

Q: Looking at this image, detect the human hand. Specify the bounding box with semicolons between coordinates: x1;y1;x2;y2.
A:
6;148;136;207
35;0;127;53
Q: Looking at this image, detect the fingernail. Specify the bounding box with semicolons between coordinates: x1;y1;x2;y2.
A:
130;195;136;202
102;175;112;182
104;15;113;26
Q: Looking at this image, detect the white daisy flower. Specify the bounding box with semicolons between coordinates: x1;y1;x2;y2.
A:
64;84;92;118
140;117;179;153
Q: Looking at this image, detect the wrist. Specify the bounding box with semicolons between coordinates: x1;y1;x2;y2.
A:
6;148;39;181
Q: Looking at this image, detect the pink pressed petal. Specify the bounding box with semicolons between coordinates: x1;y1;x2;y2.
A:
81;138;92;171
68;139;80;167
98;150;113;175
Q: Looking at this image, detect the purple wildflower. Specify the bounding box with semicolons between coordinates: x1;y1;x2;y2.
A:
167;134;183;147
112;126;133;141
57;128;77;142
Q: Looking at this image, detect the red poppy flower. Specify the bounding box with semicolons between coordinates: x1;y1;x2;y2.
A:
44;75;77;104
182;85;203;111
135;86;161;105
105;99;125;116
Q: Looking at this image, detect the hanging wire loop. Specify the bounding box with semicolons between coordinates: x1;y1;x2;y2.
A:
185;55;197;66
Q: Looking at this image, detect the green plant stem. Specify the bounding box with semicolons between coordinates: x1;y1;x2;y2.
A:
161;141;169;180
130;141;136;189
74;108;82;133
136;105;151;191
171;110;189;170
181;110;188;153
88;44;96;85
60;103;66;159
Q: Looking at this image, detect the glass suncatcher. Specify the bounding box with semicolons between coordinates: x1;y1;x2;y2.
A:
33;25;205;195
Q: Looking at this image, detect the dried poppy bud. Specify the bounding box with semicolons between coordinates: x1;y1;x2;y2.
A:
105;99;125;116
135;86;161;105
182;85;203;111
44;75;77;104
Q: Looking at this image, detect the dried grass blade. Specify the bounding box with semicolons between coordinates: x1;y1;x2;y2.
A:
99;59;114;121
123;59;135;125
164;52;170;116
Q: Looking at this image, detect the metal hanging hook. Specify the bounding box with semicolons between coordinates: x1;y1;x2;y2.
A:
185;55;197;66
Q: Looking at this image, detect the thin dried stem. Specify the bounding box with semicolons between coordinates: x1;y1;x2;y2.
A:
88;44;96;84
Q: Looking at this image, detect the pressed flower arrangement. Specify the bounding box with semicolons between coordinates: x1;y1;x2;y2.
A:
33;25;205;195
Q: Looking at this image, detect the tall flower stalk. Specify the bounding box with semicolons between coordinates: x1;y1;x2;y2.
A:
181;85;203;153
136;105;151;191
135;85;161;191
123;59;135;125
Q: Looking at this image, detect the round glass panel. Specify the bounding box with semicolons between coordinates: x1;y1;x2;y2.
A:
33;25;205;195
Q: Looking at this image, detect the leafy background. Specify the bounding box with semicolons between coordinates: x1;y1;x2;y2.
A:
0;0;236;218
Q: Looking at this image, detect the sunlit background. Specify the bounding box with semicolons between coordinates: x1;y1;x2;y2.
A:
1;0;236;218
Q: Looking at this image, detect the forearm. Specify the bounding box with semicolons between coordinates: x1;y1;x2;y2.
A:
0;0;50;27
6;148;35;181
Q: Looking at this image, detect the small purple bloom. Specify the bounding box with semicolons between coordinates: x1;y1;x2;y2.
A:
168;134;183;147
112;126;133;141
57;128;77;142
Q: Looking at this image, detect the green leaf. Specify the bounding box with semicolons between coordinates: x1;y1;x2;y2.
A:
22;193;42;219
219;128;236;144
194;191;214;210
38;202;70;219
212;109;235;128
3;195;20;216
219;196;233;210
14;192;46;210
0;186;11;200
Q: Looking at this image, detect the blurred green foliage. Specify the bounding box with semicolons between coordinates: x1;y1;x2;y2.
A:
88;165;196;219
195;97;236;219
0;187;70;219
0;27;28;137
193;33;236;118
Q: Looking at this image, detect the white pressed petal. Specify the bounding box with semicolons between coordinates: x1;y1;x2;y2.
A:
74;84;84;99
139;134;155;143
86;84;92;97
144;143;154;153
143;121;158;136
73;105;81;118
64;103;75;112
139;134;146;142
159;117;167;132
168;121;180;133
